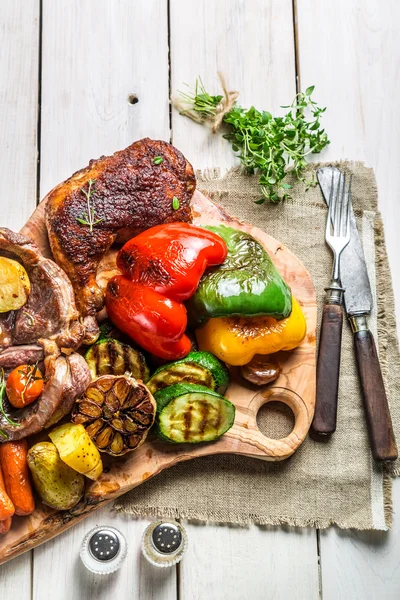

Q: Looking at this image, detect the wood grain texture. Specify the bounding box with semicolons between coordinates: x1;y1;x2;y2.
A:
169;3;322;599
297;0;400;597
0;0;40;591
24;2;173;595
354;329;397;461
170;0;296;171
313;303;344;435
40;0;170;197
0;188;316;565
0;0;39;229
180;521;320;600
33;508;177;600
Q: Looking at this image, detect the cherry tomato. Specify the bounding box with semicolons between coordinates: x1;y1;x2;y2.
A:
6;364;44;409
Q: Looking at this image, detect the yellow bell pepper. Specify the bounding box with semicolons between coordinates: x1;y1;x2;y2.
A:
195;297;307;366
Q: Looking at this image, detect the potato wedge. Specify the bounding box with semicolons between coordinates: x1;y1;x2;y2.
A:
27;442;84;510
49;423;103;480
0;256;30;313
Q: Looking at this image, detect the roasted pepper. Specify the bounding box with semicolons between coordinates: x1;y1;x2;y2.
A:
106;278;192;360
186;225;292;325
106;224;227;360
117;223;228;300
195;297;307;366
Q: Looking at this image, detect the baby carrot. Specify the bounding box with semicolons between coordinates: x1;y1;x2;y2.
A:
0;440;35;516
0;464;14;522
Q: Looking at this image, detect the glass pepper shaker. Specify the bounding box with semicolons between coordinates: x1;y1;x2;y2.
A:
141;520;188;567
80;525;128;574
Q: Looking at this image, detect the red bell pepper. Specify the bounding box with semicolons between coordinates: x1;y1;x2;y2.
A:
117;223;227;301
106;277;192;360
106;223;227;360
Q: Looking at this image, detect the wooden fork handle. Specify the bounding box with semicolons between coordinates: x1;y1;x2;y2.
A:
351;325;398;461
311;303;343;436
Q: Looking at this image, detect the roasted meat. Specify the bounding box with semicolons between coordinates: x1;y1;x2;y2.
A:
0;229;90;439
45;138;195;343
0;228;84;351
0;348;90;441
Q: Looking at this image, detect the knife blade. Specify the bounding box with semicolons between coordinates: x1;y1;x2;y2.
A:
316;167;397;461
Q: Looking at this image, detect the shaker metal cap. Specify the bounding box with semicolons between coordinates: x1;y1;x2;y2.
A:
142;520;188;567
89;528;120;561
151;522;182;554
80;526;127;574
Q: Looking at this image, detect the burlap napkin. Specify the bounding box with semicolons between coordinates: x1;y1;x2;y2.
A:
115;162;400;530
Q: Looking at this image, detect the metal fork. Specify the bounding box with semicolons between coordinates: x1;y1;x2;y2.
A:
311;172;351;436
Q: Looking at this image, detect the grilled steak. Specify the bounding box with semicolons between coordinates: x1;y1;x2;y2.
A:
0;228;84;351
45;138;195;343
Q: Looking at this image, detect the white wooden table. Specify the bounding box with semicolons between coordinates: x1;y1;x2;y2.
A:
1;1;400;598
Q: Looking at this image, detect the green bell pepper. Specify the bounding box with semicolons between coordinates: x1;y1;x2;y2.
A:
187;225;292;324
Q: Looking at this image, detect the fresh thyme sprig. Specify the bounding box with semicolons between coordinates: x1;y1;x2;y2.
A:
176;79;330;203
76;179;104;231
0;369;18;429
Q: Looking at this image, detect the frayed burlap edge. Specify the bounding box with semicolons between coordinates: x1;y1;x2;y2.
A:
114;501;392;531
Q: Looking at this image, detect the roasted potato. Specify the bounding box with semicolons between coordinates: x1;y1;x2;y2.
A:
0;256;30;313
27;442;84;510
49;423;103;480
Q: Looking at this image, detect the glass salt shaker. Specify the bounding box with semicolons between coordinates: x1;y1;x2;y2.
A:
141;520;188;567
80;525;128;574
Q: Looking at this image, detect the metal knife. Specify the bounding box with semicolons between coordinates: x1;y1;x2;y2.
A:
317;167;398;461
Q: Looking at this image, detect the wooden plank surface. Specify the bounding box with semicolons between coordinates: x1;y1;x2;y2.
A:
297;0;400;597
33;508;176;600
34;1;175;598
170;1;320;599
0;0;40;595
0;0;399;598
170;0;296;170
179;521;320;600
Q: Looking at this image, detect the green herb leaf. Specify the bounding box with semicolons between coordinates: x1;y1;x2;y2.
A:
254;198;266;205
177;79;330;203
76;179;103;232
153;156;163;165
172;196;180;210
0;370;19;427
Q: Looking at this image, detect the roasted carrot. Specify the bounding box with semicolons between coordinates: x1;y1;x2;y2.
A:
0;440;35;516
0;464;14;522
0;464;12;534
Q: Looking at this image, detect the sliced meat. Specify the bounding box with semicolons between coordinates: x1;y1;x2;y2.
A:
45;352;91;427
0;351;90;441
0;345;44;369
0;228;84;351
45;138;195;343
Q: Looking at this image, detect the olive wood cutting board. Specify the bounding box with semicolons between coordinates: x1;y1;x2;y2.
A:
0;189;316;564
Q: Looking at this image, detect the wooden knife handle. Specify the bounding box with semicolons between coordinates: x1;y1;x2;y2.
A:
353;328;398;462
311;303;343;436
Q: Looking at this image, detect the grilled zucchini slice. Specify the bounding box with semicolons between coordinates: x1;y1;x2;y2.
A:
85;338;149;381
154;383;235;444
147;351;229;395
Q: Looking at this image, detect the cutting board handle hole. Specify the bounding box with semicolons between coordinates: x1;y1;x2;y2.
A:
256;401;295;440
249;386;310;452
